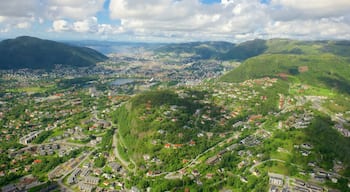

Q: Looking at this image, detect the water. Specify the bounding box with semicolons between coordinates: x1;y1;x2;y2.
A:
110;78;135;86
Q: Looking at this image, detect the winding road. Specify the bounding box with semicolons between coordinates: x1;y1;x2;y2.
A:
112;129;137;173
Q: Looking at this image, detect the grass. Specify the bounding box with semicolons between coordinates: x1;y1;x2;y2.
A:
265;162;289;175
270;152;290;162
116;139;130;163
50;129;64;138
289;82;335;97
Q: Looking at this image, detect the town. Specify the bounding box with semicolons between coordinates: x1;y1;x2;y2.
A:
1;50;350;192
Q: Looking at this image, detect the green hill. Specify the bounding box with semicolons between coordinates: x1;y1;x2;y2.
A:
156;39;350;62
112;89;235;171
220;39;350;94
220;39;267;60
155;41;234;59
0;36;108;70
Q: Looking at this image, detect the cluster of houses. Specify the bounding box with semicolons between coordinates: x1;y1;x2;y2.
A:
292;179;323;192
71;172;100;192
268;173;324;192
48;153;88;180
81;118;111;131
206;144;238;165
64;161;127;191
332;113;350;137
293;143;313;157
283;111;313;129
240;135;261;147
37;144;59;156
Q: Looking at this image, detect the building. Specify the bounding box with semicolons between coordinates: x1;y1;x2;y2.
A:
269;173;284;186
78;182;94;192
19;131;42;145
1;184;17;192
109;162;122;172
84;176;100;185
67;168;81;184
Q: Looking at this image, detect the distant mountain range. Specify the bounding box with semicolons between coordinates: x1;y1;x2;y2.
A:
155;39;350;61
155;41;234;59
0;36;108;70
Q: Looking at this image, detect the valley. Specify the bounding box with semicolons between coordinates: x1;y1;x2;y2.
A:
0;38;350;192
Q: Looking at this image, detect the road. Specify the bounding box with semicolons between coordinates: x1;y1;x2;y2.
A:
249;159;286;173
112;130;137;173
112;131;130;168
165;132;240;179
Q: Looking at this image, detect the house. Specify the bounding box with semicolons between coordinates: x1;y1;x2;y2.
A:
80;168;90;177
78;182;94;192
67;168;81;184
331;177;338;183
269;173;284;186
1;184;17;192
143;154;151;161
270;185;278;192
306;183;323;192
270;176;283;186
206;173;214;179
173;144;183;149
83;162;92;169
109;162;122;172
189;140;196;146
84;176;100;185
192;170;200;176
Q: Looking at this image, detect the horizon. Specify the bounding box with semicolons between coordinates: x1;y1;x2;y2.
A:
0;0;350;42
1;35;350;45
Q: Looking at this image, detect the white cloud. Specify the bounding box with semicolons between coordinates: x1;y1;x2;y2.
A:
106;0;350;41
0;26;9;33
0;0;350;41
51;17;124;36
0;1;39;18
52;20;70;32
0;0;105;33
270;0;350;21
265;18;350;40
271;0;350;14
73;17;98;33
0;16;7;23
16;22;31;29
109;0;270;41
45;0;105;20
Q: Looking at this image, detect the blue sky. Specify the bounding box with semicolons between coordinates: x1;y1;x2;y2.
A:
0;0;349;42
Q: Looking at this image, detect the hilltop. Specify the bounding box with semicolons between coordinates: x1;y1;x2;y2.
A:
0;36;108;70
220;39;350;94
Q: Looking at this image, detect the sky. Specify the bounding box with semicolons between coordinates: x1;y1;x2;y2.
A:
0;0;350;42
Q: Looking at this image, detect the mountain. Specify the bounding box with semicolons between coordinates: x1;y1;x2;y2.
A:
156;39;350;63
155;41;234;59
220;39;267;60
220;39;350;93
0;36;108;70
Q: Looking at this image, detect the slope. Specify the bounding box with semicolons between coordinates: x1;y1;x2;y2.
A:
0;36;108;70
220;53;350;94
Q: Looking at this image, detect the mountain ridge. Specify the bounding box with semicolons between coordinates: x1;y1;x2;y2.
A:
0;36;108;70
